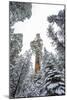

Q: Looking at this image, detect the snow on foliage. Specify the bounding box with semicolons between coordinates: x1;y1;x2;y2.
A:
10;47;65;98
9;1;32;33
9;9;65;98
15;48;65;98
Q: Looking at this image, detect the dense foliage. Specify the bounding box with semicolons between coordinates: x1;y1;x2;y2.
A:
47;9;65;53
10;34;23;98
45;9;65;95
9;1;32;33
14;48;65;97
9;4;65;98
9;2;32;98
41;48;65;96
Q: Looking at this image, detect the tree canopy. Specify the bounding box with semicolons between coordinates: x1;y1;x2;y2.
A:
9;1;32;33
47;9;65;54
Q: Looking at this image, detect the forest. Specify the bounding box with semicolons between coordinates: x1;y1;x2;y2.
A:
9;2;65;98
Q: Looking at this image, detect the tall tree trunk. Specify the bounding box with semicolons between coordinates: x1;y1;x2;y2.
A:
35;52;40;73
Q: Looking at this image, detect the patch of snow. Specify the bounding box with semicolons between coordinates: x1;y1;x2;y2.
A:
47;83;58;89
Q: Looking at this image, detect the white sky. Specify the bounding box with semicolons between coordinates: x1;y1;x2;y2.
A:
11;3;64;70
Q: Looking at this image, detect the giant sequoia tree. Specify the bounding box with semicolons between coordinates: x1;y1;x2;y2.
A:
30;34;43;73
